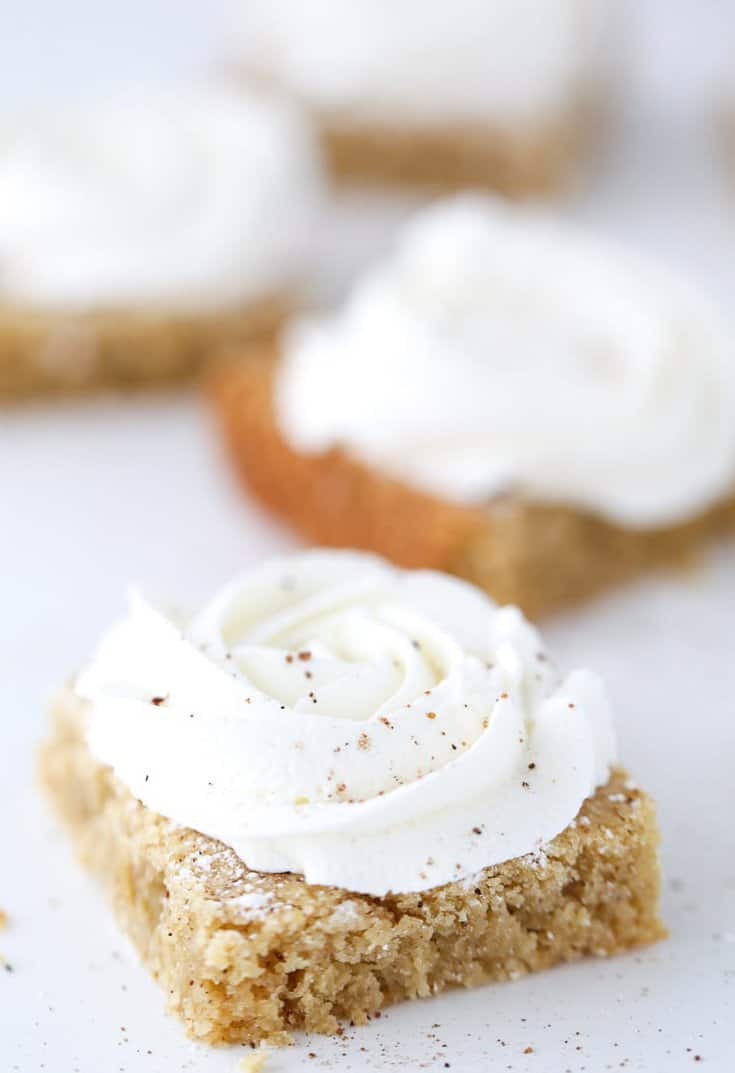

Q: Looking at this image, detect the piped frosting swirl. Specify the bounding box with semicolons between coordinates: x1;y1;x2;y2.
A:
77;550;616;895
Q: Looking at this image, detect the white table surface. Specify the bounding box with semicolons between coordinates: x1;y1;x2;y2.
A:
2;6;735;1071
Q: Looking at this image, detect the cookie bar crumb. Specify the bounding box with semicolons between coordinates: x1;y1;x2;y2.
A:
238;1048;270;1073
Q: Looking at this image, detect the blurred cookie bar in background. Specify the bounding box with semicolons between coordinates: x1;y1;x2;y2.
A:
0;85;325;399
212;195;735;617
229;0;612;194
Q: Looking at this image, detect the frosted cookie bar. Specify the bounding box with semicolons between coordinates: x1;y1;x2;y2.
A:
41;551;664;1044
212;196;735;617
0;86;324;398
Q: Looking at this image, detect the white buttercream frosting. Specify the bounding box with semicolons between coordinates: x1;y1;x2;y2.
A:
77;550;616;896
0;86;324;312
231;0;606;125
276;196;735;529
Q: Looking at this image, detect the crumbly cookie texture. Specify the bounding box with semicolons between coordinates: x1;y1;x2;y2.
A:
317;106;591;194
41;688;664;1047
211;355;735;620
0;296;288;401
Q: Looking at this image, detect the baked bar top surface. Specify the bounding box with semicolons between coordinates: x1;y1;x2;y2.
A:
41;688;664;1046
210;355;735;619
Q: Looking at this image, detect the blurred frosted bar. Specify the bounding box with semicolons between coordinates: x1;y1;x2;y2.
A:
228;0;613;194
0;86;326;399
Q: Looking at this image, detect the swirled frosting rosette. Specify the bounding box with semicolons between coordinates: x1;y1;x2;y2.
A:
77;551;616;895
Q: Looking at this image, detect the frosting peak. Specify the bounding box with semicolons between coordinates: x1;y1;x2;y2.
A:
276;196;735;528
77;551;616;895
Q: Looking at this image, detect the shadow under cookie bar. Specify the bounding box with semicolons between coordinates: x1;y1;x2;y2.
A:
0;295;289;401
40;687;664;1047
210;355;735;620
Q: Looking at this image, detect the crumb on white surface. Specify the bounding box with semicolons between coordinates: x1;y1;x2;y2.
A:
238;1047;270;1072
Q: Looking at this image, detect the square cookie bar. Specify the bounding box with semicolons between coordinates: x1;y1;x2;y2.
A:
41;688;663;1045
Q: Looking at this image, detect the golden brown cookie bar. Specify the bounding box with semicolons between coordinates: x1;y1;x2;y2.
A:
40;687;664;1046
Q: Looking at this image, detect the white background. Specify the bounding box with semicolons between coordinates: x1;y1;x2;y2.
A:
2;3;735;1071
